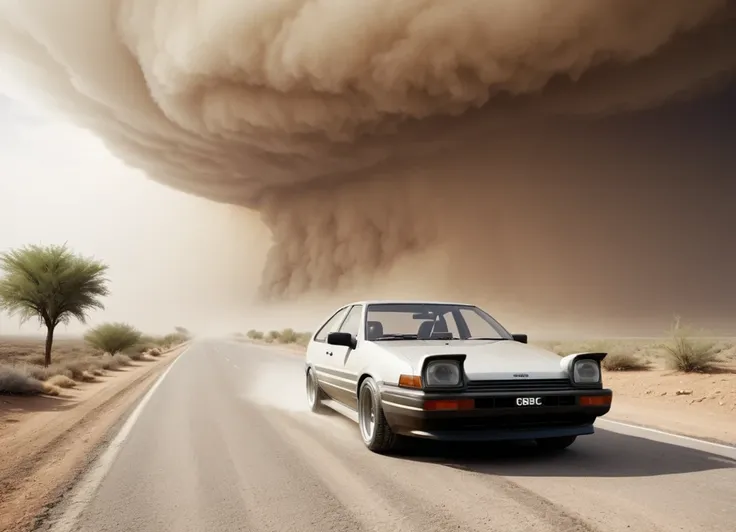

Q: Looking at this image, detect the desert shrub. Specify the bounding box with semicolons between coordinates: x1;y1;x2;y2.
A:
246;329;264;340
120;344;154;362
147;347;161;357
150;336;169;347
295;332;312;346
661;320;720;373
126;341;156;355
84;322;142;355
43;383;61;395
265;330;280;343
601;351;650;371
63;359;96;380
163;332;189;346
80;370;97;382
0;365;46;395
129;351;146;361
97;354;122;371
47;374;77;389
22;363;73;381
115;354;133;366
138;334;157;345
278;328;298;344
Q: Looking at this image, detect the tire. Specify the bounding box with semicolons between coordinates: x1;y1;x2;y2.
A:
535;435;577;451
306;368;327;413
357;378;400;453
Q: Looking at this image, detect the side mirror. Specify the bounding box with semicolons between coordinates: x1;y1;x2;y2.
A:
327;332;357;349
511;333;528;344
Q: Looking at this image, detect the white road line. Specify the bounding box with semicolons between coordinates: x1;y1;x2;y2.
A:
597;418;736;459
709;457;736;466
47;348;189;532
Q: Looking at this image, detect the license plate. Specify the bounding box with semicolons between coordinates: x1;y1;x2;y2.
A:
515;397;543;406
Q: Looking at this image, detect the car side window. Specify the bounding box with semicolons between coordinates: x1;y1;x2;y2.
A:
338;305;363;337
313;307;349;343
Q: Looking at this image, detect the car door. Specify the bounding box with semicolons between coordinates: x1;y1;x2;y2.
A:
328;304;364;408
308;306;350;401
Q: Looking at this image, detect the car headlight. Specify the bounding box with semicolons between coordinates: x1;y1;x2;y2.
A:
425;360;462;387
573;359;601;384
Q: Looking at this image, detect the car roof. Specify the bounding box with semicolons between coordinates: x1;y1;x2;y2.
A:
344;299;479;307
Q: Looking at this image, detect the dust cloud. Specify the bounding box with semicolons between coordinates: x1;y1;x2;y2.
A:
1;0;736;335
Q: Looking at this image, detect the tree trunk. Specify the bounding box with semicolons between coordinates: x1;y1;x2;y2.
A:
44;324;55;367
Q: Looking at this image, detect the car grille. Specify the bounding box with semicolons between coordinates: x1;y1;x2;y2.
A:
466;378;572;392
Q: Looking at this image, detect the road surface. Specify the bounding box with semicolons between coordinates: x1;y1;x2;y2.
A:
41;340;736;532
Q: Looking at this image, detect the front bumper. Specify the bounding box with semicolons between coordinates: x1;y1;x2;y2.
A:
380;385;612;442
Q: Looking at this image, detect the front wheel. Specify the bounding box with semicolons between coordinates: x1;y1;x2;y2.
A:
536;435;577;451
358;378;400;454
306;368;326;413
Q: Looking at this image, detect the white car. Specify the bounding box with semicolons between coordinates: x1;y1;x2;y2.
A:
305;300;613;453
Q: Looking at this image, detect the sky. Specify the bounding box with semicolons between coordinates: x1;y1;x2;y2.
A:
0;95;275;336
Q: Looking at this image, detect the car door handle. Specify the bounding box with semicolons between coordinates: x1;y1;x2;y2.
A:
326;351;333;356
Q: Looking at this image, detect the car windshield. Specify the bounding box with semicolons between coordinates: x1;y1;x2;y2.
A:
364;303;511;341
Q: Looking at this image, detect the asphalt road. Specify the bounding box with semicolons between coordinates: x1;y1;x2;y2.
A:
42;340;736;532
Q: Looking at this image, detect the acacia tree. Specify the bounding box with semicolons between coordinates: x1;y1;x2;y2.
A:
84;322;142;355
0;244;110;366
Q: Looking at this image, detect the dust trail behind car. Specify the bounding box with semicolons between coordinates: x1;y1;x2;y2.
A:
241;352;311;414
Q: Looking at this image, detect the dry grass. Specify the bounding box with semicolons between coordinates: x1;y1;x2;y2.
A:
0;336;170;394
47;374;77;389
601;351;650;372
0;365;47;395
0;334;184;400
660;335;721;373
22;363;73;381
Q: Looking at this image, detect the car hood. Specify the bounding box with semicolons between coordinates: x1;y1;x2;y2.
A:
377;340;566;379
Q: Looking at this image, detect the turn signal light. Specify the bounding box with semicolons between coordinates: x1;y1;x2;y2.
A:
579;395;612;406
424;399;475;411
398;374;422;389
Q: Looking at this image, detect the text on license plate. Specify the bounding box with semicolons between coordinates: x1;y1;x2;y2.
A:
515;397;543;406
